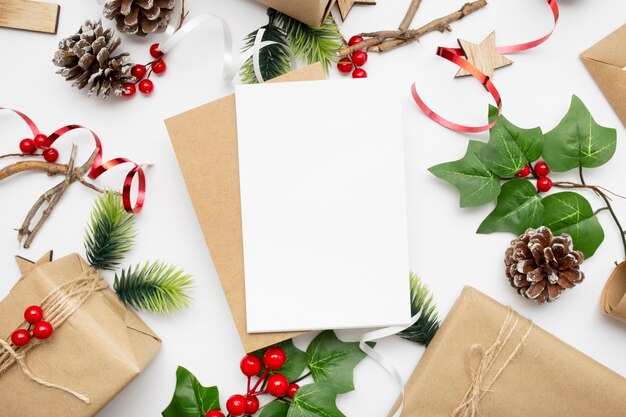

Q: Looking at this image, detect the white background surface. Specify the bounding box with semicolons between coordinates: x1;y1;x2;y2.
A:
0;0;625;416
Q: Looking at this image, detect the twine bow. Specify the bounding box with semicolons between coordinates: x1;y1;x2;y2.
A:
0;268;109;404
451;310;534;417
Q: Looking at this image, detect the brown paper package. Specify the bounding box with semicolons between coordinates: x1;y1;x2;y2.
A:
254;0;335;27
390;287;626;417
0;253;161;417
601;261;626;323
165;63;326;353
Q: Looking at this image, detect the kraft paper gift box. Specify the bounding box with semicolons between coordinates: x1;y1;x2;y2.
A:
601;261;626;323
165;63;326;353
389;287;626;417
0;252;161;417
254;0;335;27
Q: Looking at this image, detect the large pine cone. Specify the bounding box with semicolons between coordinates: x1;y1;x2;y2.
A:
103;0;176;37
53;20;134;99
505;226;584;304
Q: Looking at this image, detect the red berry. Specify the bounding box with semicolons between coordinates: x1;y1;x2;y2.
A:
24;305;44;324
138;79;154;95
515;165;530;178
34;134;49;149
287;383;300;399
131;64;147;79
122;82;136;97
352;68;367;78
534;161;550;177
43;148;59;163
245;396;260;414
263;347;286;370
348;35;363;46
204;411;224;417
150;43;163;58
19;138;36;154
537;177;553;192
33;321;53;339
240;354;262;377
266;374;289;397
351;50;368;67
11;329;30;347
152;59;167;74
337;58;353;73
226;394;246;416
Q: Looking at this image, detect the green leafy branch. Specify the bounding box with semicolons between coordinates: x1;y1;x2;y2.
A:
397;273;440;346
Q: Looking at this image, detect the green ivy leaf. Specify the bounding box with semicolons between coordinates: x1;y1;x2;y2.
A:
478;106;544;176
259;400;290;417
428;141;501;207
543;95;617;171
542;192;605;258
251;339;308;383
162;366;220;417
306;330;370;394
477;179;543;235
286;384;346;417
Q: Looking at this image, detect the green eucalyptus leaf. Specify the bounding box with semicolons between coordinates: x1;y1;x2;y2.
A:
428;140;501;207
251;339;308;382
306;330;370;394
259;400;290;417
162;366;220;417
286;384;346;417
477;179;543;235
542;192;605;258
543;95;617;171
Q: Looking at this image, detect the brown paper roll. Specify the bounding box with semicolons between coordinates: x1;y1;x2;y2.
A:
601;261;626;322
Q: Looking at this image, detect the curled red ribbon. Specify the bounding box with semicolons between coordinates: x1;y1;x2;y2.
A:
1;108;146;213
412;0;559;133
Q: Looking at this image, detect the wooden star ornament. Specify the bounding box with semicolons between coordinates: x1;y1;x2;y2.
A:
337;0;377;21
455;31;513;78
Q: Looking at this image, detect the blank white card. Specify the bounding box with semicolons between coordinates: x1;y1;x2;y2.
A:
235;79;411;333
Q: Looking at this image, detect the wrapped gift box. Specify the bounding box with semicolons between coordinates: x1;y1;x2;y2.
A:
255;0;335;27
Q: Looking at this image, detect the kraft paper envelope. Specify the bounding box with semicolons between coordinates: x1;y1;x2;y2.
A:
254;0;335;27
580;24;626;127
165;63;325;353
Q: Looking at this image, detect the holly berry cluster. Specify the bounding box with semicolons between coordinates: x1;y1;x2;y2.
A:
10;305;54;347
515;160;552;192
19;134;59;163
122;43;167;98
205;347;299;417
337;36;368;78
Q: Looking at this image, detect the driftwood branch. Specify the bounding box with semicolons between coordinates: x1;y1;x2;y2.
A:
399;0;422;30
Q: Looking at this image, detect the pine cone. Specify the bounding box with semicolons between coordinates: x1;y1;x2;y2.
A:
505;226;585;304
53;20;134;99
103;0;176;37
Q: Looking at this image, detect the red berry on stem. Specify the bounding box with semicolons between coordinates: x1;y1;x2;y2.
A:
24;305;44;324
122;83;136;97
348;35;363;46
337;58;353;73
352;68;367;78
138;79;154;95
152;59;167;74
515;165;530;178
33;321;53;339
34;134;49;149
131;64;147;78
351;50;368;67
537;177;553;192
204;410;224;417
150;43;163;58
266;374;289;397
43;148;59;163
240;354;262;377
11;329;30;347
263;347;286;370
245;396;260;414
19;138;36;154
226;394;246;416
287;383;300;399
534;161;550;177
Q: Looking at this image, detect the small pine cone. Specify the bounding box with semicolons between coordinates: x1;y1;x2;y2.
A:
53;20;135;99
505;226;585;304
103;0;176;37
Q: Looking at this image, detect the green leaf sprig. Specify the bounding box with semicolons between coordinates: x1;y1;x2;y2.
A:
397;273;440;346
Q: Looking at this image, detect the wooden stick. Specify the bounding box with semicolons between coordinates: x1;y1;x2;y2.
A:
399;0;422;30
0;161;66;180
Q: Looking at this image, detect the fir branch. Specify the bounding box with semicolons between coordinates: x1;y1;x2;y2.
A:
114;261;193;314
274;11;342;73
397;273;440;346
85;191;136;270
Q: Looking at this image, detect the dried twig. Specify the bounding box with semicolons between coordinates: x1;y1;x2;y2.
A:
175;0;190;31
399;0;422;30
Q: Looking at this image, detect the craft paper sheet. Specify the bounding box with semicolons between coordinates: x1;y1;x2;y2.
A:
235;79;411;332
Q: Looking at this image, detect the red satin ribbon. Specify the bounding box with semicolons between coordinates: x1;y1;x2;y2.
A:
1;108;146;213
412;0;559;133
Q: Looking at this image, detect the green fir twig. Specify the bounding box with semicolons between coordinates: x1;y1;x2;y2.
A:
114;261;193;314
85;191;136;270
397;273;440;346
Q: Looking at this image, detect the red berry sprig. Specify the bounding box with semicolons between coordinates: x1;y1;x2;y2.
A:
337;36;368;79
123;43;168;98
18;134;60;162
514;161;553;193
10;305;54;347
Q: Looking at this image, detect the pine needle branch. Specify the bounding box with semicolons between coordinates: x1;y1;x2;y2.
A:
85;191;136;270
397;273;440;346
114;261;193;314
